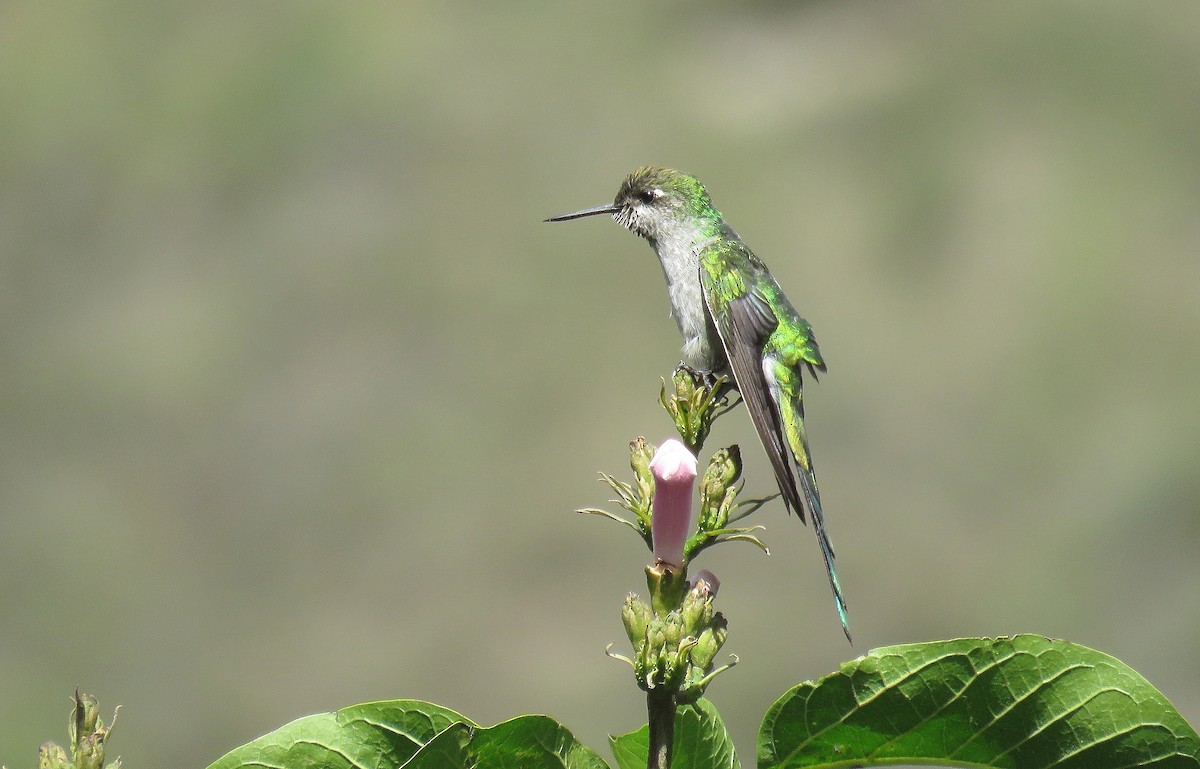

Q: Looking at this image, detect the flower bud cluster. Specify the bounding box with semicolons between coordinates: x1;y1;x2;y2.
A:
621;574;733;705
583;367;777;707
39;691;120;769
659;367;733;454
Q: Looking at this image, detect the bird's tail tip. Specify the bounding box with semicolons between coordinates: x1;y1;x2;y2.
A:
836;603;852;644
823;542;851;644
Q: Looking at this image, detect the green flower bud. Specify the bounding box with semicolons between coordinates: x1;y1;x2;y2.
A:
679;582;715;634
691;613;729;670
698;446;741;531
74;692;100;739
661;367;733;452
636;617;669;690
646;617;667;653
675;367;699;399
77;733;105;769
629;437;656;487
621;593;651;648
706;446;741;490
661;612;685;648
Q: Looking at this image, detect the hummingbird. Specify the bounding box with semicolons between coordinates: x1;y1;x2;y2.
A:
547;166;849;641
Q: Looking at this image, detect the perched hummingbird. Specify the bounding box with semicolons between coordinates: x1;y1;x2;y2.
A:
547;166;849;641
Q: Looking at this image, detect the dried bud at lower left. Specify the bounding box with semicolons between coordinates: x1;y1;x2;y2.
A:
39;742;70;769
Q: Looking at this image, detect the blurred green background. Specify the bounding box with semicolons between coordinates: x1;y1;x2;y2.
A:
2;2;1198;766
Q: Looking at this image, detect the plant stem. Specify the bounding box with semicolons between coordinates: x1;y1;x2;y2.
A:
646;689;676;769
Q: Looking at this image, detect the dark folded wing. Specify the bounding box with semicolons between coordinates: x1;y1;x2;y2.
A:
705;286;808;524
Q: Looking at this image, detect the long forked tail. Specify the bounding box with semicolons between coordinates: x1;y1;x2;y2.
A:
777;380;851;643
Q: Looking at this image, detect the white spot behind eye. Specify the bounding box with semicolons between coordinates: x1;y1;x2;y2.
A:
637;188;665;206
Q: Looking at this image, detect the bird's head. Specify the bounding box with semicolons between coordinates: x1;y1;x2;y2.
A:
545;166;719;246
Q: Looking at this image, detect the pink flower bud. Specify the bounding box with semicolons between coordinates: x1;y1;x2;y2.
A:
691;570;720;597
649;438;698;569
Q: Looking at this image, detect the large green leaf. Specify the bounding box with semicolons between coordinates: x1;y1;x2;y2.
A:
205;700;607;769
611;698;739;769
466;714;610;769
760;635;1199;769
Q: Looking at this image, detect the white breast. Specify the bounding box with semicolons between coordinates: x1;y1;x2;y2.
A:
651;233;720;371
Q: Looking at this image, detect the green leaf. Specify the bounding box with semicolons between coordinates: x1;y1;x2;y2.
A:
206;700;470;769
399;723;473;769
760;635;1200;769
450;715;610;769
205;700;607;769
611;699;739;769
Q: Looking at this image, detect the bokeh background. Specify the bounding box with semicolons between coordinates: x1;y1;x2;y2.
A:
2;2;1198;766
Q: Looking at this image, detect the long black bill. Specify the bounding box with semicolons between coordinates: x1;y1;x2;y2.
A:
544;203;619;222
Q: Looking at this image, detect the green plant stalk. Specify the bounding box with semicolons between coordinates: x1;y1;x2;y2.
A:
645;689;675;769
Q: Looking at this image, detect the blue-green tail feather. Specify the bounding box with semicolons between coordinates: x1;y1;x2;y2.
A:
801;473;851;643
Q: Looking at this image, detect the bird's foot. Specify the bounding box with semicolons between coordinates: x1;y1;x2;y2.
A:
676;363;739;404
675;362;721;391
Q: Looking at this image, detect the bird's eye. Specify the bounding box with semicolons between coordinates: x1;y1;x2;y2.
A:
638;189;663;204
